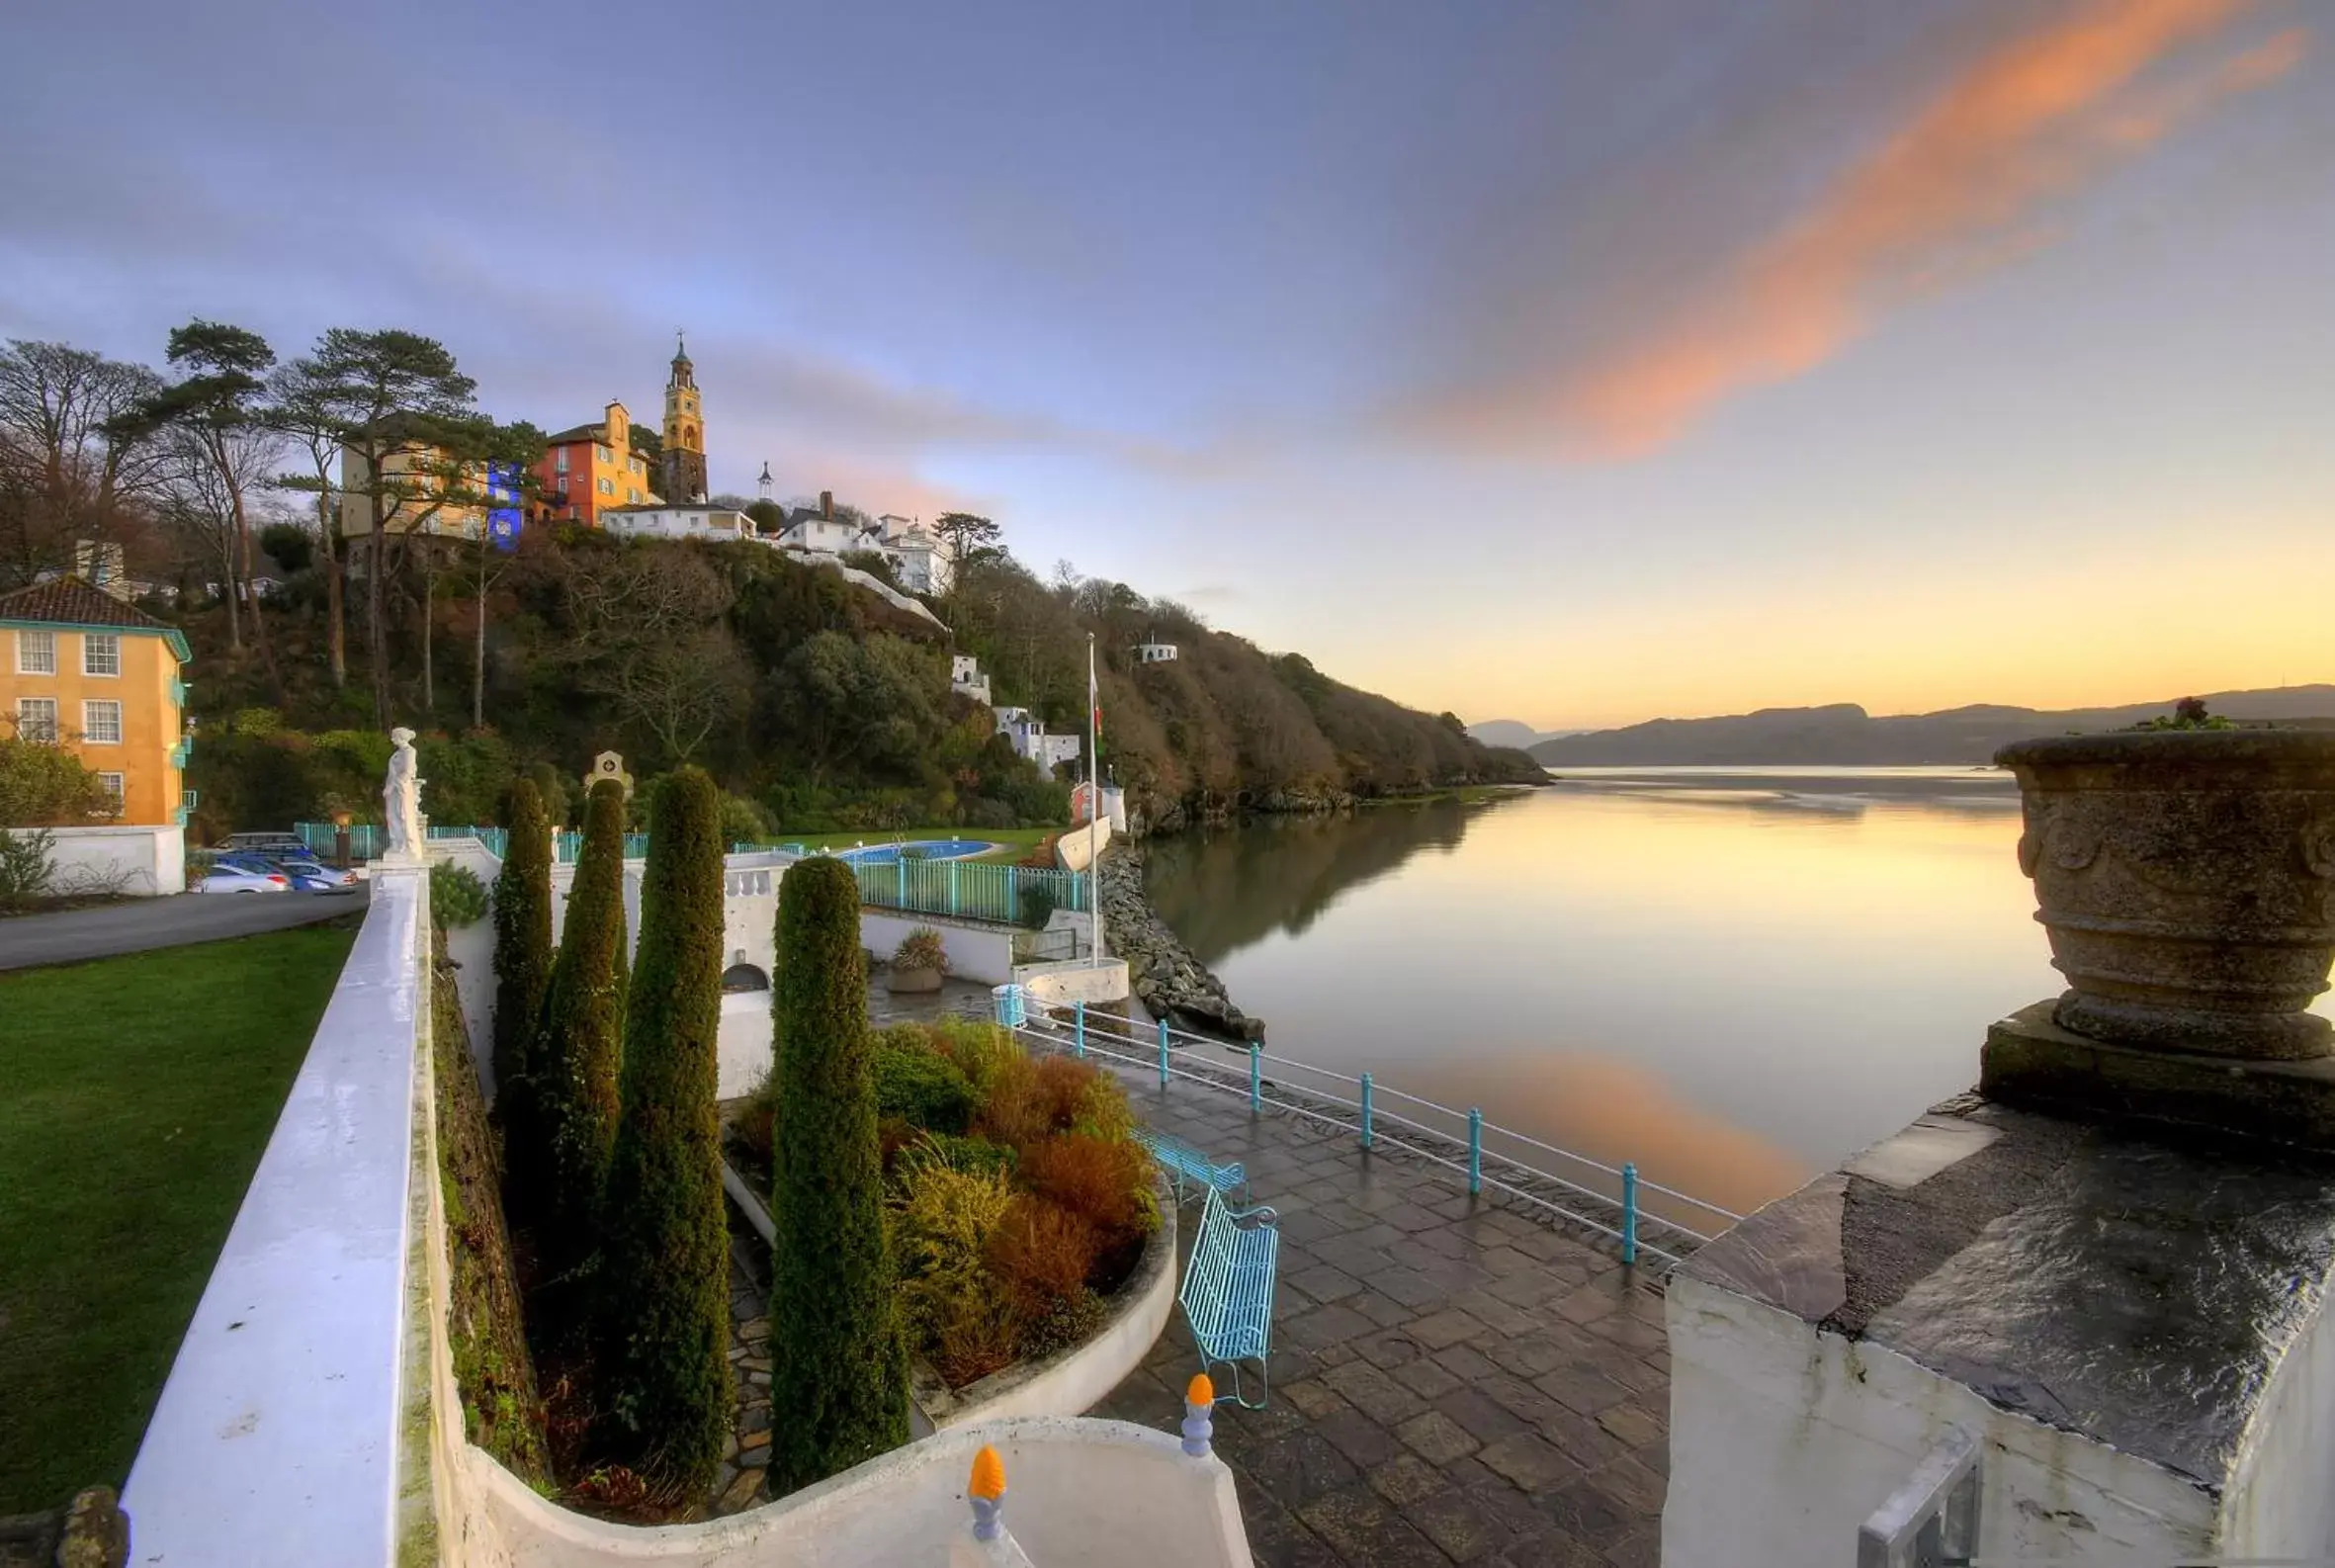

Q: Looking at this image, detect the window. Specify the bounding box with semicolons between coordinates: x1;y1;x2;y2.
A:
556;447;569;474
83;700;123;743
97;772;124;803
595;444;612;465
16;696;56;741
83;633;120;676
597;477;614;496
16;629;54;673
628;488;643;503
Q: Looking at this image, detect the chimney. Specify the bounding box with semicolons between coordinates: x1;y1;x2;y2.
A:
821;489;832;521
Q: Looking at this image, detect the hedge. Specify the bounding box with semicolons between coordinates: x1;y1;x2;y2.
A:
767;855;909;1492
489;780;555;1190
598;767;732;1492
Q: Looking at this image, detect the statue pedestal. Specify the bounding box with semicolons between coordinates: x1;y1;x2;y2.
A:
1662;1049;2335;1565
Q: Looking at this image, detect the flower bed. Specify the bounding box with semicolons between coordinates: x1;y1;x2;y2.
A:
730;1016;1160;1391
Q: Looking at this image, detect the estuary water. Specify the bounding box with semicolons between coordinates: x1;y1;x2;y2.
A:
1142;769;2076;1214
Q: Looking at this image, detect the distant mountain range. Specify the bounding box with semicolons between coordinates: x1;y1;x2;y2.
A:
1526;686;2335;767
1467;720;1578;749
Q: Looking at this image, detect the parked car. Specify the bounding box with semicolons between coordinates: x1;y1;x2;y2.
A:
274;857;361;894
197;859;291;894
223;831;316;858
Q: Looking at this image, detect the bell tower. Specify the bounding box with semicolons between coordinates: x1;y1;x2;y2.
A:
661;331;709;503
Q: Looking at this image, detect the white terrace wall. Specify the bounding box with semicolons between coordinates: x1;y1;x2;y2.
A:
43;822;184;896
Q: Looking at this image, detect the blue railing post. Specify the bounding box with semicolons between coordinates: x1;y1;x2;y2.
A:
1249;1044;1262;1112
1359;1072;1375;1150
949;860;960;916
1621;1162;1640;1264
1468;1108;1483;1194
896;857;907;909
1074;1002;1086;1059
1007;864;1019;923
1157;1017;1170;1089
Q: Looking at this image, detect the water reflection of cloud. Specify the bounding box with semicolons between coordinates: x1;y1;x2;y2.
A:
1417;1051;1812;1219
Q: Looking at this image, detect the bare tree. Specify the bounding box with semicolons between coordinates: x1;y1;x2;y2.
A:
268;362;351;689
554;546;748;762
0;341;167;588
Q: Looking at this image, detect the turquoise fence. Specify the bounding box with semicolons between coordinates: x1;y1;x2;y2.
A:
852;857;1084;928
297;822;644;864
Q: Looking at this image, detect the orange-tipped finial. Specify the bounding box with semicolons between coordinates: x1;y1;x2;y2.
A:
969;1444;1006;1501
1187;1373;1215;1407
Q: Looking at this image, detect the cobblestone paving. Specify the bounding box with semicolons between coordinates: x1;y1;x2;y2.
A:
1090;1077;1672;1568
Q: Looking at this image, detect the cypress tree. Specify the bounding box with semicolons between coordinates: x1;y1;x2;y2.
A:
600;767;732;1491
532;777;629;1285
768;854;909;1494
490;778;555;1186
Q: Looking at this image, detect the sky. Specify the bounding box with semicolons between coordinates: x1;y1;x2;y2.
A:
3;0;2329;731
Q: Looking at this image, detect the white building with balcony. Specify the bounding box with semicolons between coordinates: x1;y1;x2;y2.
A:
600;504;754;542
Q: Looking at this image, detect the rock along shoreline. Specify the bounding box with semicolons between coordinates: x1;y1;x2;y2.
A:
1096;843;1264;1043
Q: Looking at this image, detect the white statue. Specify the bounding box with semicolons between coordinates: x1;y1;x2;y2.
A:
384;727;425;862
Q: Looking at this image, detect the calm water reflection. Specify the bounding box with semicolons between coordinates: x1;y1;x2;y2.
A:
1144;775;2074;1213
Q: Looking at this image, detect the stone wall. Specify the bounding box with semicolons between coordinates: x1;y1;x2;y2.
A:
1095;844;1261;1041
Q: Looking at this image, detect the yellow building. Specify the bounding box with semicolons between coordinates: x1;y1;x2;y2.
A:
661;338;709;503
0;577;191;828
337;446;498;540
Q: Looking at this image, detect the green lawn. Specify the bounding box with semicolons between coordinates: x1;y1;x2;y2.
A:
768;826;1054;863
0;923;358;1512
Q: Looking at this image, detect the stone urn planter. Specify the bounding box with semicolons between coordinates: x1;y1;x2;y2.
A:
886;963;944;994
1998;730;2335;1059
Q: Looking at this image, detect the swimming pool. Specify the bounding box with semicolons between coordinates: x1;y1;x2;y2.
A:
830;838;998;864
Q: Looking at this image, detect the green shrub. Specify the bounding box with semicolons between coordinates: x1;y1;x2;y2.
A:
489;781;555;1199
929;1016;1022;1101
1017;884;1059;929
0;737;116;827
891;926;948;975
0;827;55;909
767;855;910;1492
599;767;732;1493
528;779;629;1298
430;861;490;929
888;1160;1018;1386
872;1036;978;1134
720;792;772;847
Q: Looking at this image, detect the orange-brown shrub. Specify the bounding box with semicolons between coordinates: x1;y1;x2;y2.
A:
987;1194;1104;1311
1019;1134;1154;1247
1028;1056;1097;1136
975;1054;1050;1149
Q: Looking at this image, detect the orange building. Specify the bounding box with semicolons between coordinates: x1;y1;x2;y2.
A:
533;400;657;527
0;577;191;828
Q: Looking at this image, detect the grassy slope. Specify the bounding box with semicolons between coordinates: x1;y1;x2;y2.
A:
0;923;358;1511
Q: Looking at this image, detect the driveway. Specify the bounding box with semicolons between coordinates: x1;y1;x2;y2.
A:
0;886;371;973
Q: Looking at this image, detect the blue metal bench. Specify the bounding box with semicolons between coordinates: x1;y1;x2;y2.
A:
1178;1184;1280;1409
1134;1125;1247;1204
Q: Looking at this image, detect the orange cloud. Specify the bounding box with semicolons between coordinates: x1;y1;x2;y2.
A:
1453;0;2305;457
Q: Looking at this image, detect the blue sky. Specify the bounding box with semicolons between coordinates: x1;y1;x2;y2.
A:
4;0;2328;728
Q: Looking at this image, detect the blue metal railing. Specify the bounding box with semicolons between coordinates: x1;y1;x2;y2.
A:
848;856;1084;929
998;994;1742;1269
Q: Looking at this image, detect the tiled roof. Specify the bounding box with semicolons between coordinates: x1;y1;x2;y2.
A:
0;576;176;631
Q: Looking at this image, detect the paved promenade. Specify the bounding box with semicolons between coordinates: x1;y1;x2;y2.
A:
1093;1071;1672;1568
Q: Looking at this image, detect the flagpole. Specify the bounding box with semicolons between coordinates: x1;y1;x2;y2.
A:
1087;633;1101;968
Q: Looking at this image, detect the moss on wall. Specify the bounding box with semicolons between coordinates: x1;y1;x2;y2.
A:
432;935;551;1486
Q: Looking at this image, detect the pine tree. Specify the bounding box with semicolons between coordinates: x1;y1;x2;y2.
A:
599;767;732;1491
490;778;555;1194
532;777;629;1287
767;854;909;1493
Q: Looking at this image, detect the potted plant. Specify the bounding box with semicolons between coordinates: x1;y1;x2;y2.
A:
1997;707;2335;1060
888;926;949;994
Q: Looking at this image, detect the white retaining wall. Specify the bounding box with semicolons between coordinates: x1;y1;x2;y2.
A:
861;909;1017;985
1054;818;1111;874
1664;1271;2219;1566
43;822;184;896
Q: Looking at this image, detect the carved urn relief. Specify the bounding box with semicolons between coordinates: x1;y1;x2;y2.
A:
1998;731;2335;1059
